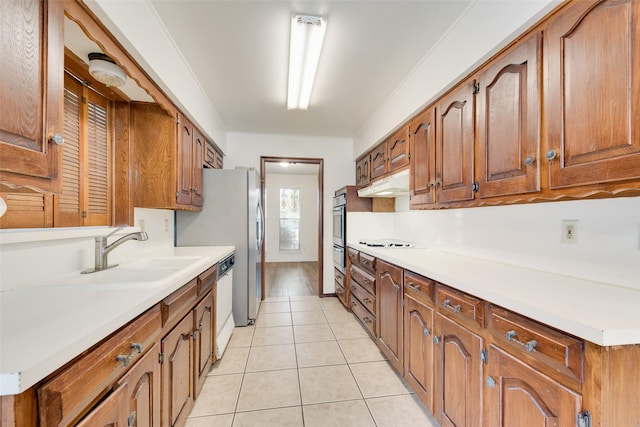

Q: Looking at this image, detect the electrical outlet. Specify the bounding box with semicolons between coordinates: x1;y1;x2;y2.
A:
139;219;145;232
164;218;169;233
561;220;578;244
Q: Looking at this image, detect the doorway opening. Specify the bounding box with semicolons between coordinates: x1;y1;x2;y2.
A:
260;156;324;299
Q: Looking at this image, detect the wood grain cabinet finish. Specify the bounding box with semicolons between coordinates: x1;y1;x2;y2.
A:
434;312;483;427
476;33;541;198
544;0;640;189
0;0;64;192
370;142;388;180
117;342;161;427
387;126;410;173
409;107;437;208
436;80;476;204
355;154;371;186
334;267;348;308
161;312;195;427
404;293;435;413
376;259;404;372
75;381;128;427
194;292;213;398
484;345;582;427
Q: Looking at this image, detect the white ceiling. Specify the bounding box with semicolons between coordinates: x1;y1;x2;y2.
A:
148;1;472;138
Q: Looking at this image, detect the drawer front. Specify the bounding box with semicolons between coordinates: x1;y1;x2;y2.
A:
334;267;345;288
350;264;376;295
335;280;347;307
161;278;198;328
350;296;376;337
404;271;435;305
348;247;359;266
435;285;484;328
38;305;162;427
350;280;376;315
488;305;584;384
197;265;217;297
376;259;403;288
358;252;376;273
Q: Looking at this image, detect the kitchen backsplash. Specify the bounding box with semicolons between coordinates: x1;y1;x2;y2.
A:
348;196;640;290
0;208;174;290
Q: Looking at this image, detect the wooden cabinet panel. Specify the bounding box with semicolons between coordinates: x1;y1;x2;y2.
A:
161;313;194;427
436;285;484;329
376;260;403;372
334;268;348;308
485;345;581;427
404;294;435;413
434;312;483;427
370;142;388;180
409;107;437;207
194;293;213;398
436;80;476;203
176;114;193;206
191;129;204;208
350;280;376;315
161;278;198;329
388;126;410;173
118;342;161;427
545;0;640;188
350;264;375;296
477;33;541;198
356;154;371;186
350;295;376;337
404;271;435;306
75;382;128;427
0;0;63;192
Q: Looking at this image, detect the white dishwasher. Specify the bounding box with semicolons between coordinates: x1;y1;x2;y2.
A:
216;253;235;359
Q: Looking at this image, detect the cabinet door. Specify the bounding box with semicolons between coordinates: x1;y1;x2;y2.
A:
545;0;640;188
409;107;436;207
370;142;388;180
376;260;403;372
192;129;204;208
477;34;541;198
362;155;371;185
404;294;435;413
434;312;482;427
161;313;194;427
388;126;410;173
0;0;63;191
119;343;161;427
76;382;128;427
485;345;581;427
176;114;193;206
436;81;475;203
194;293;213;398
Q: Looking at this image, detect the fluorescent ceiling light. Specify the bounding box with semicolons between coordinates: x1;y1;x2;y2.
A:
287;14;327;110
280;162;290;168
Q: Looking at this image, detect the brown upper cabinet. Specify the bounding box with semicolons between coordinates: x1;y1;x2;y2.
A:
0;0;64;193
369;125;410;182
355;154;371;186
476;33;541;198
204;141;224;170
370;142;388;181
544;0;640;188
131;104;204;210
435;79;476;204
409;107;436;207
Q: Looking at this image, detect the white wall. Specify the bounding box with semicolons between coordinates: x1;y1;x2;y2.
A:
0;208;174;291
353;0;560;157
265;173;318;263
225;131;354;294
348;197;640;291
84;0;228;151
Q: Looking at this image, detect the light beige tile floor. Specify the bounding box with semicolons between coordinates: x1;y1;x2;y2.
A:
186;296;439;427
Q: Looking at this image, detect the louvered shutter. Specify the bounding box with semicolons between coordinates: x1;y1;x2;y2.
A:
85;90;110;225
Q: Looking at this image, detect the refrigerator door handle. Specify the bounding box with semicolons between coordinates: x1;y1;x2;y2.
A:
256;199;265;253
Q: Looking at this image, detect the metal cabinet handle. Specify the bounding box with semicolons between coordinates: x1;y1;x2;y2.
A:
407;282;421;291
524;156;535;166
423;328;430;336
505;330;538;352
545;150;557;161
442;299;461;313
116;343;143;367
363;297;370;304
392;282;400;292
433;336;440;344
363;316;373;324
50;133;64;145
486;376;496;389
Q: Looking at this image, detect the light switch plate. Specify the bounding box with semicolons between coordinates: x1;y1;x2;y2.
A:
561;220;578;244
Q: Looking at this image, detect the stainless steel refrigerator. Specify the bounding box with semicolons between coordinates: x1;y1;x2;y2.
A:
175;167;264;325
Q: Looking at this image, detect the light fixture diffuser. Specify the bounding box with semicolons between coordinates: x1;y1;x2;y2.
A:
287;15;327;110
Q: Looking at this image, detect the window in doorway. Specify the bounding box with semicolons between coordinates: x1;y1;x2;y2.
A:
279;188;300;250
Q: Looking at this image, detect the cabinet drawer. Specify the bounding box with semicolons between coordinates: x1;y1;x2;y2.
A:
161;278;198;328
38;305;161;427
358;252;376;273
348;247;359;266
204;142;216;168
350;280;376;315
334;268;345;288
435;285;484;328
488;305;584;384
198;265;217;297
335;281;347;307
404;271;435;305
350;264;375;295
350;296;376;337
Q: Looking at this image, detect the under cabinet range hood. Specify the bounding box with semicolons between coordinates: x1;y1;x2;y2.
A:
357;169;409;198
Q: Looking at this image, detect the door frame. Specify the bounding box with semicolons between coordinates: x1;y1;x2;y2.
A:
260;156;324;298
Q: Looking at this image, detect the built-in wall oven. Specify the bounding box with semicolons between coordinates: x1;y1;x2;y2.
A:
333;193;347;273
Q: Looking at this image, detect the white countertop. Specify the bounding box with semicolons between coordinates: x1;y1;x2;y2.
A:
348;242;640;347
0;246;234;396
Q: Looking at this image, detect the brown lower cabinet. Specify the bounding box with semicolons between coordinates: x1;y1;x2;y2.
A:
376;259;404;372
118;342;162;427
404;294;435;413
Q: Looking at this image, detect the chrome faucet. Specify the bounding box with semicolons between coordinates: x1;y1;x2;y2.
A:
82;228;149;273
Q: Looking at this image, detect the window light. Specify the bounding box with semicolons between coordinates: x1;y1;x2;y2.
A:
287;15;327;110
